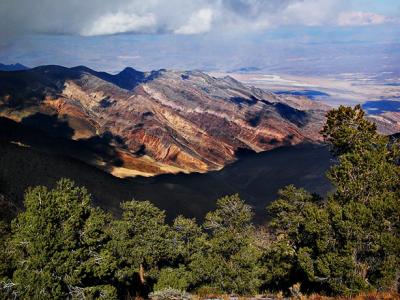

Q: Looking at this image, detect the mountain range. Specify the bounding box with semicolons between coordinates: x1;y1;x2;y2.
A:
0;65;329;177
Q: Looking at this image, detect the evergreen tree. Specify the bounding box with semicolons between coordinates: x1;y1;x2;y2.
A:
323;105;400;292
189;194;261;295
321;104;379;155
0;195;17;299
263;105;400;295
108;200;174;297
154;216;205;291
7;179;117;299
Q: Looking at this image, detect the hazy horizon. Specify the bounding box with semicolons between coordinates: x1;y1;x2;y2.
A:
1;0;399;76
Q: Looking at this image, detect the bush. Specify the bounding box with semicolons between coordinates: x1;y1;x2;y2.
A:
149;287;192;300
154;267;190;291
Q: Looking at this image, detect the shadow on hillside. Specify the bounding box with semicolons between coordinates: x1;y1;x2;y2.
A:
230;95;258;106
21;113;75;139
0;66;84;109
273;103;309;127
0;115;333;225
1;116;128;172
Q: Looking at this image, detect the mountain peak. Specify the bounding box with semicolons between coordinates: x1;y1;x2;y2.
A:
71;65;146;90
119;66;141;74
0;63;29;71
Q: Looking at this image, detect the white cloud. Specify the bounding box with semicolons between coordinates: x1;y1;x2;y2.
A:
81;12;156;36
174;8;214;35
0;0;397;41
282;0;345;26
338;11;391;26
118;55;141;60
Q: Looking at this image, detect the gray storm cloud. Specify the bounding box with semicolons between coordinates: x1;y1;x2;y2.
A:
0;0;393;41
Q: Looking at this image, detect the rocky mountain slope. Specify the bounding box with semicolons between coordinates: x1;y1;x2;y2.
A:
367;111;400;135
0;65;329;176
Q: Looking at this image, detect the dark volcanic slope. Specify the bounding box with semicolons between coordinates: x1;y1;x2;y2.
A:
0;65;329;176
0;138;331;223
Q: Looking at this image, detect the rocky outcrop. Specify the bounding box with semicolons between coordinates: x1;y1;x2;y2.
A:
0;66;330;177
367;112;400;135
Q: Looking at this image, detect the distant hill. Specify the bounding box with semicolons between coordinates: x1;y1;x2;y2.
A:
230;66;262;73
0;63;29;71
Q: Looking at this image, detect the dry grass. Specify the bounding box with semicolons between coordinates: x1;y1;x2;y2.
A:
335;291;400;300
188;291;400;300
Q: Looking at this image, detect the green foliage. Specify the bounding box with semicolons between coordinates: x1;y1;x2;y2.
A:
0;222;13;299
5;179;116;299
190;194;261;295
321;104;379;155
263;105;400;295
171;216;205;262
0;206;13;285
75;285;118;300
261;186;327;291
107;200;175;296
204;194;253;234
154;267;189;291
323;105;400;292
0;194;17;293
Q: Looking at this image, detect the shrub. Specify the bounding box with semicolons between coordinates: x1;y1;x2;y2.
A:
149;287;192;300
154;267;190;291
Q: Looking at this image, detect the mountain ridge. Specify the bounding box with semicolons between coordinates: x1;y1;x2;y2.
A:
0;63;29;71
0;64;330;176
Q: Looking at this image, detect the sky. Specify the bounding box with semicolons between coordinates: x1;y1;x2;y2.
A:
0;0;399;74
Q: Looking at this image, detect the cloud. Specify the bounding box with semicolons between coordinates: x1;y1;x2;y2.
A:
0;0;396;42
81;12;157;36
338;11;393;26
118;55;141;60
174;8;214;35
282;0;346;26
